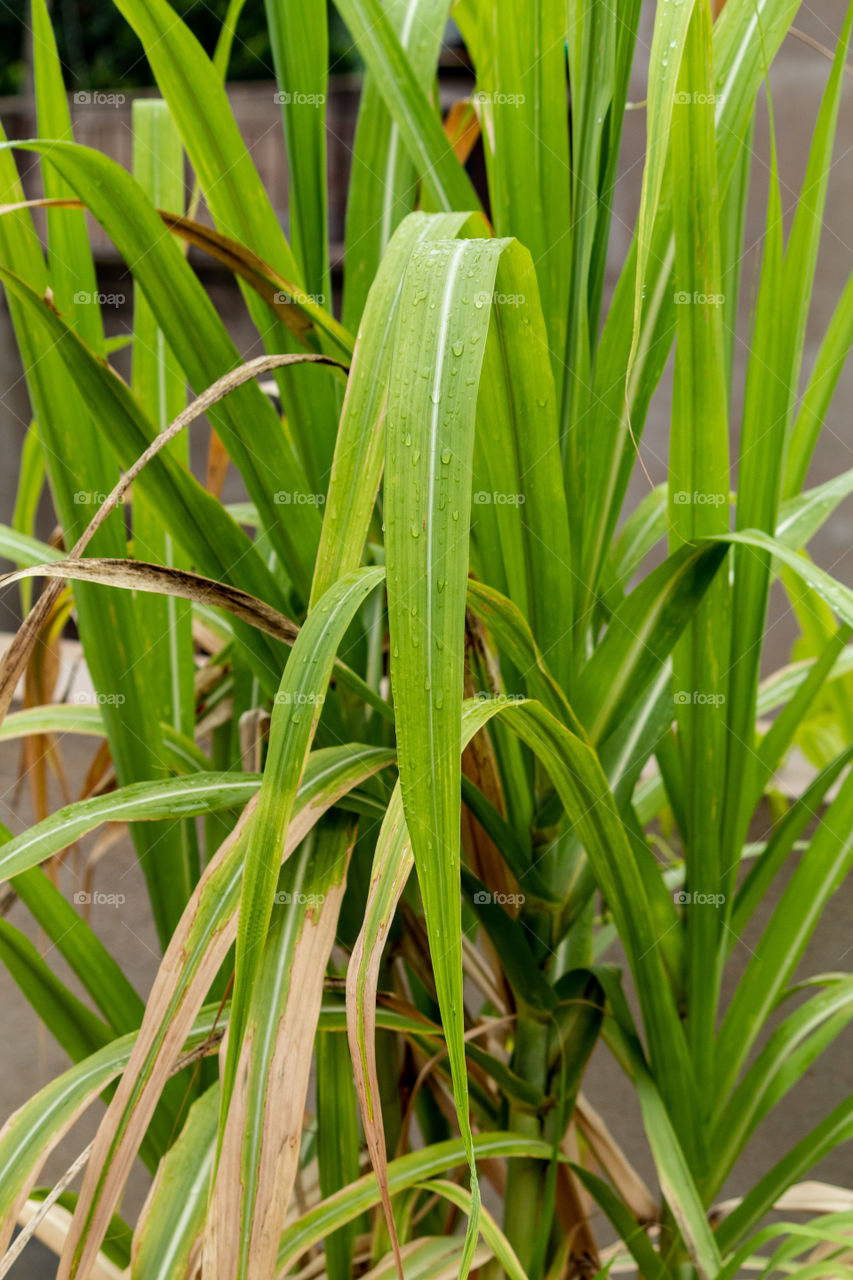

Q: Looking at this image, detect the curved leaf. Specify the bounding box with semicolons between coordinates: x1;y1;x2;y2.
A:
226;569;385;1108
56;743;393;1278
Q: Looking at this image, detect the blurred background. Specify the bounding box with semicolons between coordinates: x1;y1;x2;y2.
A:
1;2;852;1274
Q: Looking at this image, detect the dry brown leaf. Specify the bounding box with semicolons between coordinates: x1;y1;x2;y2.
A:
12;1200;120;1280
205;429;230;498
0;352;342;728
57;754;384;1279
204;829;356;1279
1;558;300;647
575;1092;657;1223
443;100;482;166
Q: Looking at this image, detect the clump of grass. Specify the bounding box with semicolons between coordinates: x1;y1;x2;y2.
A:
1;1;853;1277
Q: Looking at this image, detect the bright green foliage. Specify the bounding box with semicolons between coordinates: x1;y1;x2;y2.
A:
1;1;853;1277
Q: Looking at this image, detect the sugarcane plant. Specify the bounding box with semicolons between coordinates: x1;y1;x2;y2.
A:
1;0;853;1275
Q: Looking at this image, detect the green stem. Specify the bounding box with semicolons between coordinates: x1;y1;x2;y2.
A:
502;1015;550;1277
